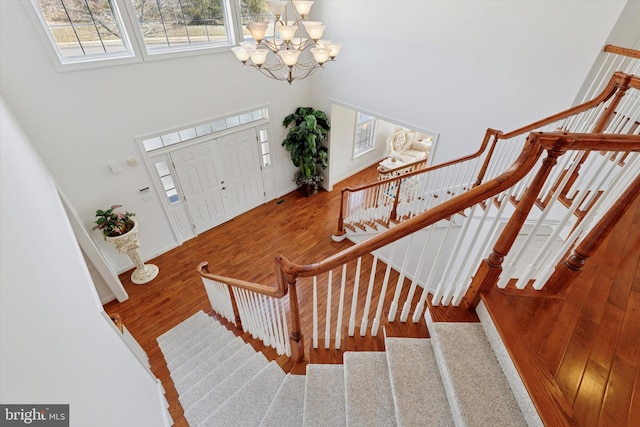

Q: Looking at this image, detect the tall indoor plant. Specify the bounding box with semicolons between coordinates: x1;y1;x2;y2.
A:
282;107;330;196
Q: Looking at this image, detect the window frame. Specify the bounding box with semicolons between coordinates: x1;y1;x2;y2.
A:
121;0;242;62
353;112;377;158
26;0;143;71
27;0;245;71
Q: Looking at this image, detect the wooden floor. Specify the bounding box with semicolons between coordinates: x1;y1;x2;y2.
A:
487;194;640;426
104;164;639;427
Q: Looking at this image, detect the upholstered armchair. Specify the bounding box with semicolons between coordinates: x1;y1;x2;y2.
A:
387;129;432;163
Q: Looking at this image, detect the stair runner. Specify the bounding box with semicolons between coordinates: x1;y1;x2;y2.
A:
157;308;539;427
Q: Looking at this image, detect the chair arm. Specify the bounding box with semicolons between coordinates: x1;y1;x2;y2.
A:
411;140;431;152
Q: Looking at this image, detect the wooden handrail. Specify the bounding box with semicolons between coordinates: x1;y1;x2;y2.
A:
197;262;288;298
197;261;304;362
285;131;640;282
334;71;639;237
604;44;640;59
108;313;124;334
333;127;503;237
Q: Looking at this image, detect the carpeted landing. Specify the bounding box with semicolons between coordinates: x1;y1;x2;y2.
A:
157;306;538;426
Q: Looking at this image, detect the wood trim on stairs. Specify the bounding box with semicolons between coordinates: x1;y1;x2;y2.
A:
480;290;579;427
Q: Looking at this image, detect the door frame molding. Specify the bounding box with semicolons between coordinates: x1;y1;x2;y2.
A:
137;119;273;246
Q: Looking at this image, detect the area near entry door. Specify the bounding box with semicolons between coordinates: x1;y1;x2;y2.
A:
170;142;233;234
170;128;266;235
217;128;265;216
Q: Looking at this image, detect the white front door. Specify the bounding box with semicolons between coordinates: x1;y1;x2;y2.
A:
217;128;266;216
170;142;233;234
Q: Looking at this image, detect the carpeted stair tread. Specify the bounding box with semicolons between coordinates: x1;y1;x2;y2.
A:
157;311;212;353
174;336;246;394
200;361;285;427
303;364;346;427
343;352;397;427
156;310;208;343
385;337;454;427
184;352;269;426
179;343;255;410
161;320;224;361
259;373;306;427
430;322;527;427
166;325;231;369
170;332;238;382
167;326;235;371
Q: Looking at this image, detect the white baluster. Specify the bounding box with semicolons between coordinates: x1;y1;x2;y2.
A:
388;234;414;321
335;264;347;349
325;269;332;349
372;242;397;336
348;257;362;336
360;253;378;336
313;275;318;348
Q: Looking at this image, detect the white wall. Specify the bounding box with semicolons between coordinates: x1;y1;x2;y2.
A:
328;104;392;187
312;0;632;165
0;98;169;426
1;0;637;275
0;0;312;273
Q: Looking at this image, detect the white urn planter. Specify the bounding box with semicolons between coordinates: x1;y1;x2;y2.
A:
105;220;159;284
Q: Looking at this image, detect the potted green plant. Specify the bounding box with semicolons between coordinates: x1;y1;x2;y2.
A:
93;205;135;239
282;107;330;196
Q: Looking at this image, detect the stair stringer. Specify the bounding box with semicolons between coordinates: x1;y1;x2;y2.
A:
476;300;543;427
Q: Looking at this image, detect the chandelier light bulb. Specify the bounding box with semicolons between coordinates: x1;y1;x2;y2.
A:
231;47;250;62
292;1;314;17
278;49;301;66
328;43;342;58
277;24;298;41
266;0;288;18
249;49;269;65
311;47;331;64
302;21;326;40
248;22;268;42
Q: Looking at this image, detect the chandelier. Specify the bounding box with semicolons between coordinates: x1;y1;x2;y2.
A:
231;1;342;84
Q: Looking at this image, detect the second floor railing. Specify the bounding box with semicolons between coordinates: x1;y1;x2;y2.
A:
197;55;640;366
333;46;640;240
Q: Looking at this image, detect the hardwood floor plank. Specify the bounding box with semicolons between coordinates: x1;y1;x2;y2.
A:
571;359;608;426
598;355;637;427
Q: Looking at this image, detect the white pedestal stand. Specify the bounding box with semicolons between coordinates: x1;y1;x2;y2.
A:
106;220;159;284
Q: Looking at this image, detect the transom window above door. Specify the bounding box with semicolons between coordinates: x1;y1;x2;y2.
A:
141;107;269;152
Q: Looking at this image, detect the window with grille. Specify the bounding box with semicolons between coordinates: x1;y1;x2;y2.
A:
142;107;269;152
353;112;376;157
33;0;134;62
132;0;232;53
30;0;248;66
154;160;180;204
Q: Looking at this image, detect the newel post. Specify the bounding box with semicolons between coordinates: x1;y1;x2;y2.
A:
278;267;305;363
332;189;347;241
545;172;640;294
463;146;563;309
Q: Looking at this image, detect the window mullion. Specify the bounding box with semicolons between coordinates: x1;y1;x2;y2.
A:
59;0;86;55
83;0;107;53
177;0;192;44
